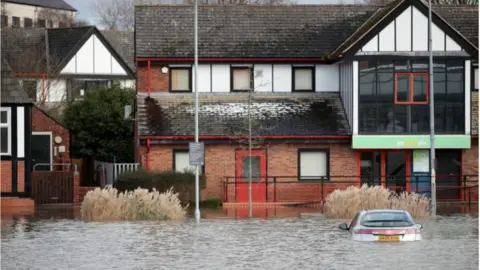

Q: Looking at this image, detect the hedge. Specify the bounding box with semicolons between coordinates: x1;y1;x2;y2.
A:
115;170;206;203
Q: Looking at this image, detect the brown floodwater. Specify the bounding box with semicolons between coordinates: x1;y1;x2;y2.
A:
1;204;478;270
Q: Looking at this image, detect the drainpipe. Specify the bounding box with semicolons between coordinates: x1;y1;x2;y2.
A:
147;60;151;96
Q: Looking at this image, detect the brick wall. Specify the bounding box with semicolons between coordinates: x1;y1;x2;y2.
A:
137;64;169;93
462;141;478;176
1;161;12;192
32;107;70;164
72;171;96;204
17;161;24;192
472;92;478;135
141;143;356;201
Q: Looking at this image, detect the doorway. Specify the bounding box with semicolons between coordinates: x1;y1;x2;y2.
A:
32;132;52;171
359;151;410;191
235;150;267;202
435;150;461;200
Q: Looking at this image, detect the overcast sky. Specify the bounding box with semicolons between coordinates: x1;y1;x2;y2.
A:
66;0;354;25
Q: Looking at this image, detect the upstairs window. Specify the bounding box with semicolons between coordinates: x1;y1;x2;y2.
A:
1;15;8;27
169;67;191;92
21;80;38;102
37;19;46;28
24;17;33;28
12;16;20;27
231;67;253;91
394;73;429;104
293;66;315;92
0;107;11;155
475;68;478;91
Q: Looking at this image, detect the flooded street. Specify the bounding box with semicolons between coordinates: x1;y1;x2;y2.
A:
1;206;478;270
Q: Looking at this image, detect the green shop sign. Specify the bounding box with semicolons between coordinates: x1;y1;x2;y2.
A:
352;135;471;149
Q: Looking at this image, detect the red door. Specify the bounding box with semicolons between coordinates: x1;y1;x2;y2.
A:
235;150;267;202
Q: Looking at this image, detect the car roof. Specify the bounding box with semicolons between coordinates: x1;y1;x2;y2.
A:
360;209;409;214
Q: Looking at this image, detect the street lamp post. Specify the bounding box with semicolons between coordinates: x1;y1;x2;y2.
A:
194;0;201;223
428;0;436;216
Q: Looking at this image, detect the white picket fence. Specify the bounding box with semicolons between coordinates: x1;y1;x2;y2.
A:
94;161;139;186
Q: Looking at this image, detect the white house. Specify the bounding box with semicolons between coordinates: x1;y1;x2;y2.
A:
1;0;77;28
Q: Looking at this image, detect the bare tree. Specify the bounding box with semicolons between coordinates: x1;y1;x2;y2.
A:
36;8;90;28
4;29;71;120
92;0;295;30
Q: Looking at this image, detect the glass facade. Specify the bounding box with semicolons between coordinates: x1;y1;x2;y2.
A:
358;59;465;134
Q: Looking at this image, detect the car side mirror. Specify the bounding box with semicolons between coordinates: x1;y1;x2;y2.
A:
339;223;349;230
416;224;423;229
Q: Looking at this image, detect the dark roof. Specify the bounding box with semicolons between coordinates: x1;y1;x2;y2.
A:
5;0;77;11
1;56;33;104
101;30;135;72
137;93;350;137
135;1;478;59
1;26;135;77
1;28;46;73
434;5;479;48
135;5;379;58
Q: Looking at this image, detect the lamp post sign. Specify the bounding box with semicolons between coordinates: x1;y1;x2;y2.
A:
189;142;204;166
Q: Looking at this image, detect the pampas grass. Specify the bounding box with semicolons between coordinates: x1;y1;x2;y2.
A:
81;186;187;221
325;184;431;219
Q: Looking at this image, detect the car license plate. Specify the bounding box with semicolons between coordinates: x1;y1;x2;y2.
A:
378;235;400;241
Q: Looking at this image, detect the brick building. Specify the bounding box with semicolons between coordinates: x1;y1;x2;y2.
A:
134;0;478;202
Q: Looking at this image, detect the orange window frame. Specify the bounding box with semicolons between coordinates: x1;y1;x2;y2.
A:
394;72;429;105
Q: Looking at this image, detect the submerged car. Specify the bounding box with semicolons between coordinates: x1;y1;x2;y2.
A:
338;209;423;242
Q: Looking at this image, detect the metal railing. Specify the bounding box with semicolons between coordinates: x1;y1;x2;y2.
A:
33;163;78;172
223;175;479;204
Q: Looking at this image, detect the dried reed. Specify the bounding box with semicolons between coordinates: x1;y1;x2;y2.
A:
325;184;431;219
81;186;187;221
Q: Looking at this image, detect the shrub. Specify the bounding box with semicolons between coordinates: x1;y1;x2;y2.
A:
115;170;206;203
81;186;187;221
200;198;222;209
325;184;431;219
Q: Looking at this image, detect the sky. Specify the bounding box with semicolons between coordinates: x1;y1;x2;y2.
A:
65;0;352;25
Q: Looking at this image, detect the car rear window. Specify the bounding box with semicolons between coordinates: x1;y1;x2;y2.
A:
360;212;413;227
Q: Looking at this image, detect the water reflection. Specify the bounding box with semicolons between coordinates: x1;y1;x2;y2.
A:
1;204;478;270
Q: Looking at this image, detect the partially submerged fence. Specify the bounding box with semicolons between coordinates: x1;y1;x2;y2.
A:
94;161;139;186
223;175;479;204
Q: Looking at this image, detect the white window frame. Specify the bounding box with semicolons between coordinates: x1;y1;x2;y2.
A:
173;150;202;175
0;107;12;156
298;149;329;181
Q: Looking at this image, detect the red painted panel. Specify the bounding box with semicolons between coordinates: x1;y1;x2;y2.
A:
235;150;267;202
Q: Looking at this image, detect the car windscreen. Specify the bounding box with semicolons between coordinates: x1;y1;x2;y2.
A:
360;212;413;227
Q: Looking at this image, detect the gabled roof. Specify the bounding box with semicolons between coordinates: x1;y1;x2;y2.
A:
5;0;77;11
137;93;350;137
1;26;135;77
101;30;135;72
47;26;96;69
135;1;478;59
1;56;33;105
135;5;379;59
332;0;479;58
